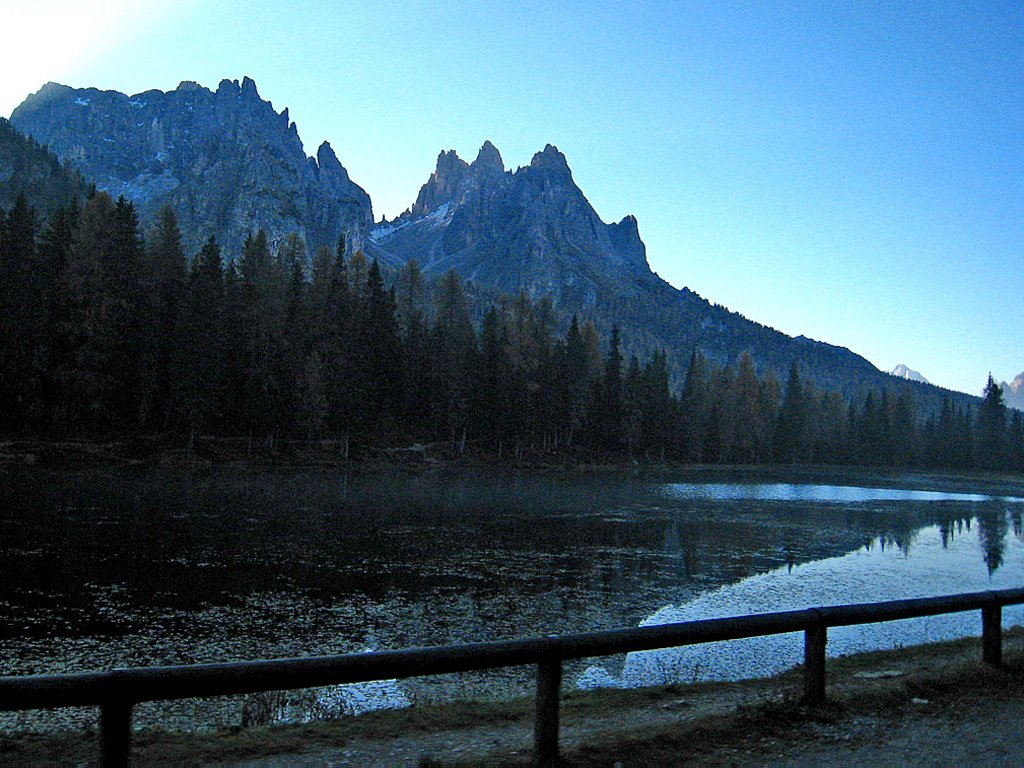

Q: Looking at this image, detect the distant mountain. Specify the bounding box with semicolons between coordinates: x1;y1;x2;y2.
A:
0;117;87;215
10;79;373;257
891;364;929;384
1002;373;1024;412
373;142;975;409
372;142;650;304
5;77;981;412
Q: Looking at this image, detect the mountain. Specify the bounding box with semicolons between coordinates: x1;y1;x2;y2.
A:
1002;373;1024;412
373;142;973;408
0;117;88;215
372;142;650;305
891;364;929;384
10;79;373;257
5;77;981;411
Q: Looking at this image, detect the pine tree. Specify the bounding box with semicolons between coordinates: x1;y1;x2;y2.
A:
0;194;45;431
594;325;624;450
731;352;765;463
180;236;225;433
144;205;187;431
679;350;710;463
432;270;476;449
977;374;1008;470
560;315;591;447
774;361;808;463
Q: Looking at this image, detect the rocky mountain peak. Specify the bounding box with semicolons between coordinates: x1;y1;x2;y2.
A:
1001;372;1024;412
11;78;373;257
241;75;260;99
529;143;572;177
372;140;654;305
891;364;929;384
412;149;470;216
473;140;505;175
316;141;350;183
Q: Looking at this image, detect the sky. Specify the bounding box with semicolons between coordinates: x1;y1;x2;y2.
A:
2;0;1022;397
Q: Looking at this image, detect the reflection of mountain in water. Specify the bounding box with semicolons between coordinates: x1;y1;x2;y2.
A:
579;507;1024;691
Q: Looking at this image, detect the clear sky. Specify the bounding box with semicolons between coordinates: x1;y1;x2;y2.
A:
2;0;1021;397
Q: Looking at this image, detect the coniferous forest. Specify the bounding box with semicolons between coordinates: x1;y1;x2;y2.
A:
1;192;1022;472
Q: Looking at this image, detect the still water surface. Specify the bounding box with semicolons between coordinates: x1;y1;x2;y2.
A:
1;466;1022;730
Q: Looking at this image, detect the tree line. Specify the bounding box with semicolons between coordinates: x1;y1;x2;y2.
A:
1;192;1021;471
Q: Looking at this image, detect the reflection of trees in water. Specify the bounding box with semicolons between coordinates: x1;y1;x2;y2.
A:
975;505;1011;574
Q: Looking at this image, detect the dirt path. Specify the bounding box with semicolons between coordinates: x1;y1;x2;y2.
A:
205;682;774;767
205;637;1024;768
701;696;1024;768
209;689;1024;768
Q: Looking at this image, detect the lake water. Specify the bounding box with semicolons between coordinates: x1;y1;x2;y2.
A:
1;466;1022;732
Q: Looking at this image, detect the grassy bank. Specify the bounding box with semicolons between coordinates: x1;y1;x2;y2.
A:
3;630;1023;767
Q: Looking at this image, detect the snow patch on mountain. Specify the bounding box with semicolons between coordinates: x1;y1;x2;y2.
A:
891;364;928;384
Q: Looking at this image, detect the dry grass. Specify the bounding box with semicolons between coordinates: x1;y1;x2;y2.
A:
3;630;1023;767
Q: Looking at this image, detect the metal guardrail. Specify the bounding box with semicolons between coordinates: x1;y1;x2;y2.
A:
3;587;1024;767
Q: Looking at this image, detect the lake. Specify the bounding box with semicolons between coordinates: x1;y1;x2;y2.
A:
1;465;1022;732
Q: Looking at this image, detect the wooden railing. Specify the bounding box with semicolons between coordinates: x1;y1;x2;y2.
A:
3;587;1024;767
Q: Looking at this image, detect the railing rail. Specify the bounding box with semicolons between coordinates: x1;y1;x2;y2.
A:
4;587;1024;767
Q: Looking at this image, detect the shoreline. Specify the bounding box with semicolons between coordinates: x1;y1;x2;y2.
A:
3;630;1022;766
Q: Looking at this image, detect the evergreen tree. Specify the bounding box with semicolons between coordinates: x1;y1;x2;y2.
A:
238;229;285;440
560;315;592;447
774;361;808;463
180;236;225;433
731;352;766;463
432;270;476;448
593;324;624;450
144;205;187;430
977;374;1008;470
0;194;45;431
679;350;710;463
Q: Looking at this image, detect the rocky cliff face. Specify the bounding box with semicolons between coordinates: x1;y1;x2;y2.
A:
372;142;653;306
10;78;373;258
1002;373;1024;412
373;142;978;410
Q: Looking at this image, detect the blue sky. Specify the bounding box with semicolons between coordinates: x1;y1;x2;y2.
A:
2;0;1021;397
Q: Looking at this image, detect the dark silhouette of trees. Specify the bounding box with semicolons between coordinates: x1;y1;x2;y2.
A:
1;193;1022;473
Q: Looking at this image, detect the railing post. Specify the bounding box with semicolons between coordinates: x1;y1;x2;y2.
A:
100;698;133;768
535;657;562;767
983;603;1002;666
802;614;827;705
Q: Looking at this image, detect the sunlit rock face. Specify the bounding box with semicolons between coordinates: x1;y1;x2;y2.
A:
1002;372;1024;412
371;141;653;307
10;78;373;258
370;140;915;399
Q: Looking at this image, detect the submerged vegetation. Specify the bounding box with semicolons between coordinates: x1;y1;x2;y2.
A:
1;193;1022;472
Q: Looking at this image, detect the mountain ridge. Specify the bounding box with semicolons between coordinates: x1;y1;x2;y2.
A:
10;78;373;257
372;140;977;411
6;78;982;411
1002;373;1024;412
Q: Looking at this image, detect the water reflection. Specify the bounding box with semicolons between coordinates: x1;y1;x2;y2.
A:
582;507;1024;690
660;483;1018;503
1;467;1022;730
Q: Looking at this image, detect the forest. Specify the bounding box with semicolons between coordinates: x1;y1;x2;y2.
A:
1;191;1022;472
